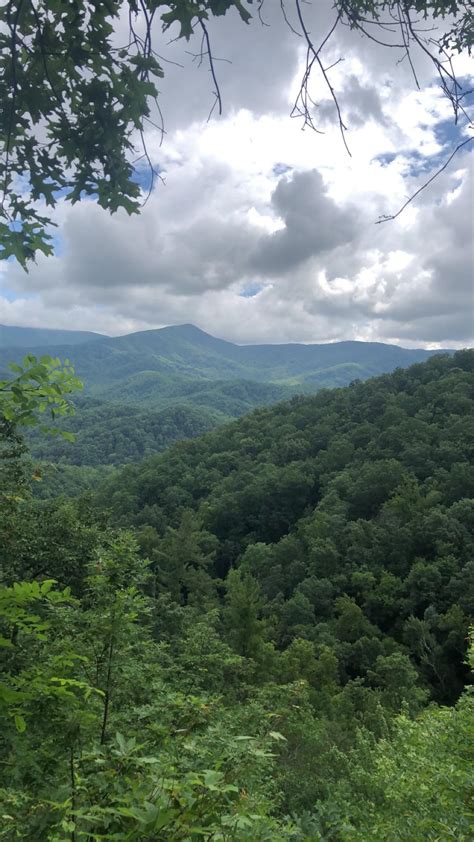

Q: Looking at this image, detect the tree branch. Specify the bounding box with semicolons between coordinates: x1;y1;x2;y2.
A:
377;135;473;223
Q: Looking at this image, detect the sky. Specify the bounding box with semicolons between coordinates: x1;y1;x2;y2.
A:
0;0;473;348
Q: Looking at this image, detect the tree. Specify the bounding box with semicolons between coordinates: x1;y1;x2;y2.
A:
0;578;82;731
322;653;473;839
224;568;266;659
152;509;217;606
0;355;83;556
0;1;472;264
1;350;473;838
1;535;294;841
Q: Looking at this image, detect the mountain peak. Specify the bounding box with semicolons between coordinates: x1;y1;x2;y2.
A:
110;323;237;351
162;323;212;337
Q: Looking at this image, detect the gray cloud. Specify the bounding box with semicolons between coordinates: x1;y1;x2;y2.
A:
371;161;474;339
250;170;357;274
1;3;472;349
317;75;388;129
147;2;310;131
3;154;472;347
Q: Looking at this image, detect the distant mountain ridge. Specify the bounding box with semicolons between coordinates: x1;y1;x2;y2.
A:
0;324;105;348
0;323;449;401
0;323;456;493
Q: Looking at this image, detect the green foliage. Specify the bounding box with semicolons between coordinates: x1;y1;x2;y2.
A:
0;492;108;592
0;354;82;432
0;326;440;408
0;327;442;487
338;1;473;53
0;532;297;841
149;509;218;606
100;351;473;703
1;2;471;263
28;398;225;467
0;578;90;732
0;355;84;565
224;568;267;658
0;1;252;265
316;681;474;839
31;462;117;500
1;352;472;840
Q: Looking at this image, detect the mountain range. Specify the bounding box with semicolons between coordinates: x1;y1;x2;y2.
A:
0;323;105;348
1;322;444;396
1;323;453;480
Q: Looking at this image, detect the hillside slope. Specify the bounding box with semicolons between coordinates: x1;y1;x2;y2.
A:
98;350;474;705
3;325;455;486
28;398;227;466
0;324;443;405
26;382;297;481
3;351;472;838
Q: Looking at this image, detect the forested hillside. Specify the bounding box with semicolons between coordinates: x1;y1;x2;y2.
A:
28;398;226;466
1;350;472;840
26;384;297;497
98;350;474;705
0;326;442;401
0;325;450;488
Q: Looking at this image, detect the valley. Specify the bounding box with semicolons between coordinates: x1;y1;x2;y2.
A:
0;329;471;841
0;324;450;496
1;0;471;834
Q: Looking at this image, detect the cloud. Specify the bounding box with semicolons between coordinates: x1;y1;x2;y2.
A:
0;1;472;349
144;1;307;131
317;75;388;129
372;160;474;341
249;170;357;274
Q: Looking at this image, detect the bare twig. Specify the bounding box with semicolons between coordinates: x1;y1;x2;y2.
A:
377;135;473;223
403;6;464;124
280;0;301;37
293;2;351;155
199;18;223;119
138;128;163;207
257;0;270;27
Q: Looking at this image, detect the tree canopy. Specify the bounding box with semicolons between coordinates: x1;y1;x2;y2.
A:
0;0;472;265
1;350;473;838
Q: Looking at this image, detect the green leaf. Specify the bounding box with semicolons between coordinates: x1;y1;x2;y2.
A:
269;730;287;741
14;714;26;733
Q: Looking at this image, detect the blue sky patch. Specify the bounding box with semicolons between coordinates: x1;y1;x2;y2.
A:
272;162;292;176
1;285;38;302
375;152;397;167
434;117;468;149
240;283;265;298
132;162;163;192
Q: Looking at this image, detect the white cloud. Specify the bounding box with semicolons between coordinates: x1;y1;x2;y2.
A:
0;0;472;348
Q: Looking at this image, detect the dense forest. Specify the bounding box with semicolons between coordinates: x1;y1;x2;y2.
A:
28;399;225;466
0;326;440;394
1;350;472;839
1;0;471;832
0;325;450;500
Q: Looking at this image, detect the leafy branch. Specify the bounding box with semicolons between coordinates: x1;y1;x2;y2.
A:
0;1;472;266
0;354;83;434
